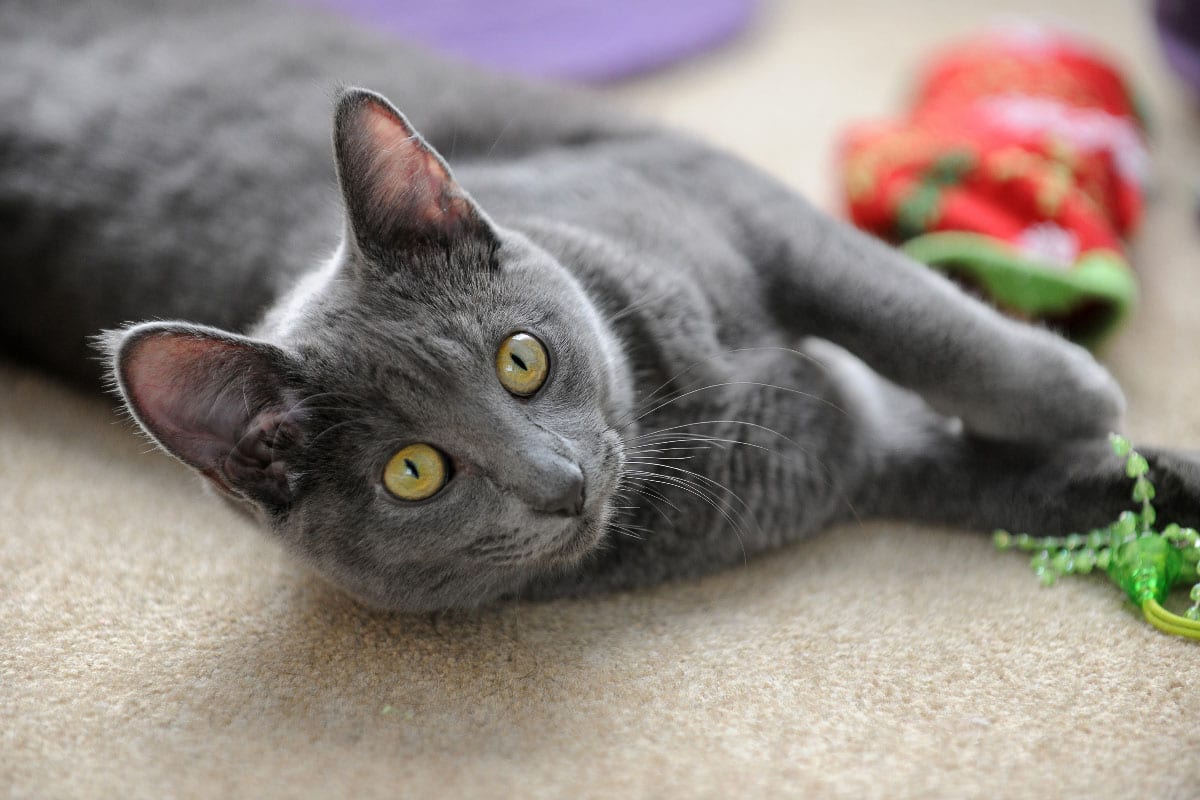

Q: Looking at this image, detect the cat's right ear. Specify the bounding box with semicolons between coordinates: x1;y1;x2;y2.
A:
332;87;494;256
105;323;304;511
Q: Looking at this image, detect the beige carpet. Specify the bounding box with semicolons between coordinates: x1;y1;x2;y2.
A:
4;1;1199;797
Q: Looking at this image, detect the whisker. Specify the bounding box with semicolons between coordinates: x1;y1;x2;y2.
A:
625;472;750;565
612;343;840;433
623;485;678;529
624;453;699;461
631;432;764;454
286;389;362;410
608;521;647;541
625;444;713;453
632;380;845;425
634;419;807;455
630;432;730;446
628;460;763;539
306;417;372;446
625;465;760;540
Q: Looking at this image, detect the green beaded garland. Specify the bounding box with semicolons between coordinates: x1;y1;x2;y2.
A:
993;435;1200;641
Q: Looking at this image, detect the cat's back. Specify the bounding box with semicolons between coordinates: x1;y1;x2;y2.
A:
0;0;633;385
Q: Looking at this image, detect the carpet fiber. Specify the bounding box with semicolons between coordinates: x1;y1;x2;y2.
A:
3;1;1199;797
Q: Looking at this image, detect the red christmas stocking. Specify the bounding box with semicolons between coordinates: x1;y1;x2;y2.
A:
840;25;1148;344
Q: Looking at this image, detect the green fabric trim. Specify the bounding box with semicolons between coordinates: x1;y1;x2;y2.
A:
902;231;1137;346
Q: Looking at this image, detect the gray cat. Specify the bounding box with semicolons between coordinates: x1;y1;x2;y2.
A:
4;0;1199;611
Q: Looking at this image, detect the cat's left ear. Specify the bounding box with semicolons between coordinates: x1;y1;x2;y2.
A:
108;323;304;511
332;87;495;255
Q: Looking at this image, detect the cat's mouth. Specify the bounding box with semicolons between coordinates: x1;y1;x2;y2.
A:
457;429;622;572
545;442;622;564
497;433;622;569
539;513;605;565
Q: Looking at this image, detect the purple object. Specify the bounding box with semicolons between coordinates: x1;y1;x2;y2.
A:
1154;0;1200;98
294;0;757;83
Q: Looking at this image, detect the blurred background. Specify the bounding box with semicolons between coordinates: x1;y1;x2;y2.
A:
290;0;1199;211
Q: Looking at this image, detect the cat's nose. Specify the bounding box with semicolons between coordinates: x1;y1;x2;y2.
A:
530;460;586;517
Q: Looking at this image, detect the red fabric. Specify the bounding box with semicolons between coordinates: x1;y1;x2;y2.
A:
841;28;1146;267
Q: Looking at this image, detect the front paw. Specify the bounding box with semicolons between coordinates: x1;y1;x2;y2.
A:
952;331;1125;443
1037;342;1125;439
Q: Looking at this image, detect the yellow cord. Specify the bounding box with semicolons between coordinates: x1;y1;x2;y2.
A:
1142;598;1200;640
1144;598;1200;631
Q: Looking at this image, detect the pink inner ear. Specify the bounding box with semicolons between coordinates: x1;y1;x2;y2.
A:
122;331;269;474
356;99;477;232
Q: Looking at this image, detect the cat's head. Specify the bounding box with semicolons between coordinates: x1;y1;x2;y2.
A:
104;89;633;610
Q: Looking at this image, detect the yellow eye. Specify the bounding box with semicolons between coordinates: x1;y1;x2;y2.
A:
495;332;549;397
383;443;449;501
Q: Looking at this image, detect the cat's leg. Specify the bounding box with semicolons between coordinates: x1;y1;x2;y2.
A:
701;158;1124;444
811;340;1200;533
772;214;1122;443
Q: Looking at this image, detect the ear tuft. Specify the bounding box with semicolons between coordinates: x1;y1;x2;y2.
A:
114;323;302;509
333;88;492;254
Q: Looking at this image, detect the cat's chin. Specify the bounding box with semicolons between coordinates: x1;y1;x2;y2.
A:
537;513;607;568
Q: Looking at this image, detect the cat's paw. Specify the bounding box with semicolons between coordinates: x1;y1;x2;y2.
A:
948;329;1124;443
1024;339;1125;439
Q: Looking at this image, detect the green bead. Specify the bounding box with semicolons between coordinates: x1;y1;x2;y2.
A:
1074;551;1096;574
1132;479;1155;503
1110;434;1132;457
993;530;1011;550
1064;534;1083;550
1191;584;1200;603
1141;505;1157;528
1162;523;1182;542
1183;548;1200;565
1015;533;1033;550
1087;531;1106;550
1182;528;1200;546
1115;511;1137;537
1037;569;1057;587
1097;548;1112;570
1125;453;1149;479
1106;535;1182;604
1186;607;1200;622
1051;551;1072;575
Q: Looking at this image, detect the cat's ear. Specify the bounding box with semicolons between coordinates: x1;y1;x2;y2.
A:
109;323;303;510
332;87;494;254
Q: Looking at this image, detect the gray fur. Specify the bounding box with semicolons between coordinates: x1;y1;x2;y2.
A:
5;0;1200;611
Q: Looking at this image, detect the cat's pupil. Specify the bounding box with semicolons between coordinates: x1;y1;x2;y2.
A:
510;354;528;371
405;458;419;479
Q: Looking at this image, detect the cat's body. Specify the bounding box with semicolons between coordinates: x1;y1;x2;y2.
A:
5;0;1200;610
